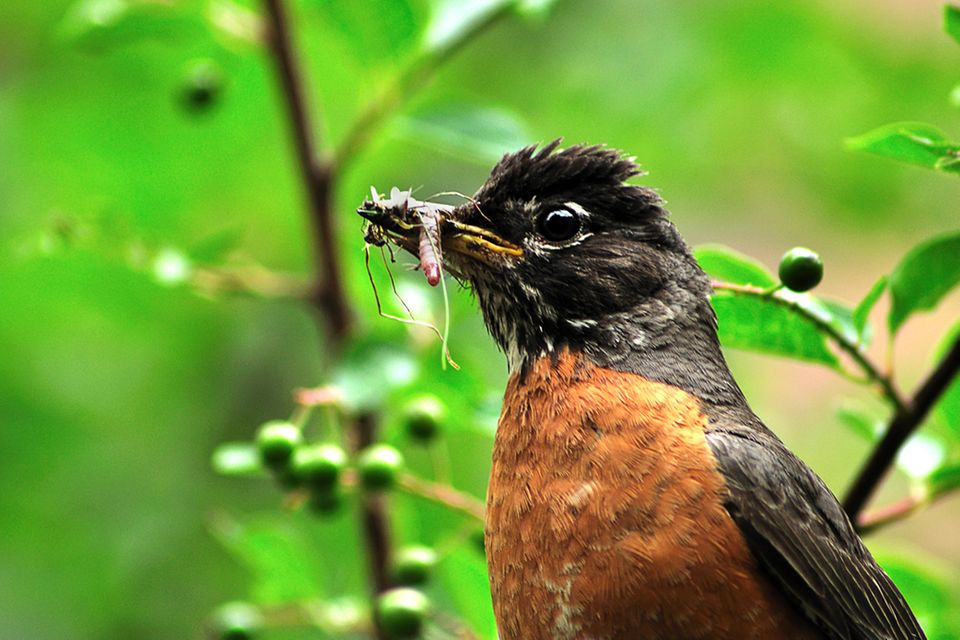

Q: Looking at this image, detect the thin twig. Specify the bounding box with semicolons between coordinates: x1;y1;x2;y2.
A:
332;3;516;172
844;333;960;520
711;282;906;411
397;473;486;521
190;265;313;299
856;494;926;535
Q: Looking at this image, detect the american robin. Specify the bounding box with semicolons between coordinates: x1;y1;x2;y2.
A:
360;141;925;639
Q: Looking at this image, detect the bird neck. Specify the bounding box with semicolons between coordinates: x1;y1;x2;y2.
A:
504;276;754;419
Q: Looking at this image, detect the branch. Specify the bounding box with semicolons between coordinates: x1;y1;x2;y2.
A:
711;282;906;411
190;265;313;299
261;2;390;632
856;494;925;535
844;332;960;520
262;0;350;337
332;3;515;173
397;473;486;521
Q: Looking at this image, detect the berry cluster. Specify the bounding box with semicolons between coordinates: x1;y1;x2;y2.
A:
210;392;457;639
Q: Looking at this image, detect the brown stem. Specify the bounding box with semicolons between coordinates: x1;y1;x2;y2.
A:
261;1;390;633
843;333;960;521
353;412;393;595
856;494;924;535
262;0;350;337
397;473;486;521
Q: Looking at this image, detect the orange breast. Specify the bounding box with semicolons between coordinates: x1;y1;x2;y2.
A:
485;351;822;640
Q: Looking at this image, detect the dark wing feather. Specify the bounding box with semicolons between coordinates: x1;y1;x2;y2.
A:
705;427;925;640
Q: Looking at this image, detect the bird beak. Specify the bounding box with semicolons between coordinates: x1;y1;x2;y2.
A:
357;192;522;269
441;219;524;266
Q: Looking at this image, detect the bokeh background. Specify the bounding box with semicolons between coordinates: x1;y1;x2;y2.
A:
2;0;958;638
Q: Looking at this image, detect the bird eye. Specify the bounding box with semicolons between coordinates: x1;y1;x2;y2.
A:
535;208;582;242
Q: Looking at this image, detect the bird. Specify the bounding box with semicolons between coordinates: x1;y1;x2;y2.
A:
360;141;926;639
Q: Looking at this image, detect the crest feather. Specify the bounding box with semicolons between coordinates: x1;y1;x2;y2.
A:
475;139;660;211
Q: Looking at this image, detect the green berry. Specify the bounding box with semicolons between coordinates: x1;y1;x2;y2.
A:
255;420;301;470
391;545;437;586
293;444;347;490
401;395;447;442
469;528;486;555
308;488;344;515
181;58;224;113
778;247;823;293
357;444;404;491
376;588;431;639
209;601;263;640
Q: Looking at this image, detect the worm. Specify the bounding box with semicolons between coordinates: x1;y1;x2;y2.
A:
417;204;443;287
362;186;445;286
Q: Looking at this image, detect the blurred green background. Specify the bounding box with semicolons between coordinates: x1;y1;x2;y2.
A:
2;0;959;638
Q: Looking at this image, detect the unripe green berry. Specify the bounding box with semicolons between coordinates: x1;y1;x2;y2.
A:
391;545;437;586
208;601;263;640
357;444;404;491
255;420;301;470
293;443;347;490
376;588;431;639
308;488;343;515
469;528;486;555
401;395;447;442
778;247;823;293
181;58;224;113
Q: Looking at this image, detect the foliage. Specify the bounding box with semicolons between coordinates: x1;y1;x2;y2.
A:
2;1;960;639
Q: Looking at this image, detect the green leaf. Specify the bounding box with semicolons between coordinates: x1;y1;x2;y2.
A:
333;339;419;411
189;227;244;264
59;0;199;51
423;0;558;51
888;230;960;334
312;0;421;67
933;323;960;442
928;463;960;497
950;83;960;109
423;0;510;51
395;103;532;164
516;0;560;17
945;4;960;44
710;294;839;367
792;295;860;346
694;244;777;288
853;275;887;337
836;401;882;442
869;549;958;638
210;514;325;604
935;154;960;174
211;442;264;477
846;122;960;171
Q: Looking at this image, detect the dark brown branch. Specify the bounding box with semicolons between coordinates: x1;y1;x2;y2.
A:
353;412;392;595
261;2;390;635
844;333;960;522
262;0;350;337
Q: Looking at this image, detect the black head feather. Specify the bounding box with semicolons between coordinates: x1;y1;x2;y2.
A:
475;140;662;224
371;141;745;409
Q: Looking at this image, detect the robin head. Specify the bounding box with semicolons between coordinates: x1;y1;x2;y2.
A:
362;141;742;403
